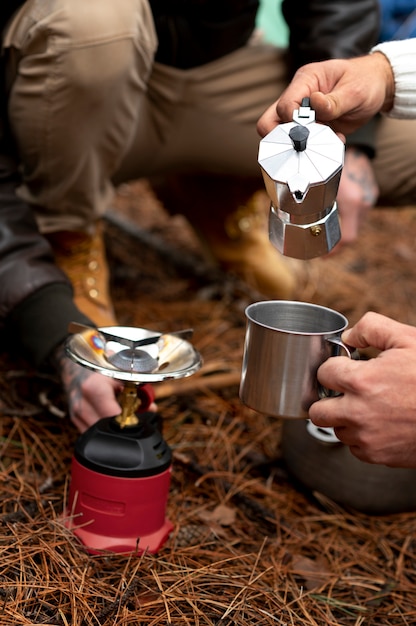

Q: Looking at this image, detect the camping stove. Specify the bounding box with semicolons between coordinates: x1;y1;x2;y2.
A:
64;324;202;554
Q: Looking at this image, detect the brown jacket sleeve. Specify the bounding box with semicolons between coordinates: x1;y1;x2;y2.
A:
0;151;91;366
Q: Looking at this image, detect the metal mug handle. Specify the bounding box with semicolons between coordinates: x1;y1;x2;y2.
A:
312;337;358;444
318;336;354;399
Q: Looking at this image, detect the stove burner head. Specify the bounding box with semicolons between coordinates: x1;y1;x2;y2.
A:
65;325;202;383
107;349;158;373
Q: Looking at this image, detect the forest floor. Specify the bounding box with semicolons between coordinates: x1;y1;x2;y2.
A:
2;179;416;624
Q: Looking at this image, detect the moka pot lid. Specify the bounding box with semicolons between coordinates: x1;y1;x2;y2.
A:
258;110;344;198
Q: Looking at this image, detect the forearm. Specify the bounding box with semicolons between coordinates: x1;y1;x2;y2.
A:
8;283;91;367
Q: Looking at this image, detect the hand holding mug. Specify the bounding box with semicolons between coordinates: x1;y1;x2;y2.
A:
309;311;416;468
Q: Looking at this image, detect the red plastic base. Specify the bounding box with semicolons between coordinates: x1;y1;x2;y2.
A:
66;515;174;555
65;458;173;554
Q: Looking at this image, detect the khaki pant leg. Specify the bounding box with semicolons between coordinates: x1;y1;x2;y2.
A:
115;42;289;225
3;0;157;233
117;42;288;181
373;116;416;205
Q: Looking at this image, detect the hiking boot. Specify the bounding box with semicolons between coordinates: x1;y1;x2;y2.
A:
151;176;298;299
45;223;117;327
200;192;297;299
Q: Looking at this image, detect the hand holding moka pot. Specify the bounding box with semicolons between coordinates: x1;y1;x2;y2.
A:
258;98;345;259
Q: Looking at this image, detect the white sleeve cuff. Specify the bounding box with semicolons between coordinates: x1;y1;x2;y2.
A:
371;39;416;118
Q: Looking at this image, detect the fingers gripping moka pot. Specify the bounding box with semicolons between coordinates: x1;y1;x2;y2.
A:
64;324;202;554
258;98;345;259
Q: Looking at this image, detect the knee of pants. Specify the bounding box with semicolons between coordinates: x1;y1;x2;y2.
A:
9;0;157;95
66;0;157;87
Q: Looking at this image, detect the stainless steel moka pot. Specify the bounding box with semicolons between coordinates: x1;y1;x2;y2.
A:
258;98;345;259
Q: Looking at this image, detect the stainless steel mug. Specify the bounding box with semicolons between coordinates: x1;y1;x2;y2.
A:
239;300;351;418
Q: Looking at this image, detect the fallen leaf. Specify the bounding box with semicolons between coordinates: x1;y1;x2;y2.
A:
198;504;236;527
290;553;332;590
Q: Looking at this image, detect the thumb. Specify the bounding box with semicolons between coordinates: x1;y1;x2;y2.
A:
342;311;415;352
310;91;342;119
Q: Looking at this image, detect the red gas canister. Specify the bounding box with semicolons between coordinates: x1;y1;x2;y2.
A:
66;411;173;554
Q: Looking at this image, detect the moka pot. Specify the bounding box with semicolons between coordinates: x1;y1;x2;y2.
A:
258;98;345;259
